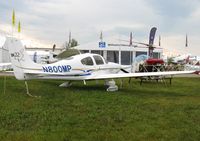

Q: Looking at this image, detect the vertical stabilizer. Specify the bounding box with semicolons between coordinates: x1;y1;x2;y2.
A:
4;37;40;80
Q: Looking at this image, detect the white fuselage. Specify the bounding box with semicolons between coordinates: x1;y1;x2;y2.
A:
24;53;124;80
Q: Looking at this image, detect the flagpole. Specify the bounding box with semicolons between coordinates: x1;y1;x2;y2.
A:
3;74;6;95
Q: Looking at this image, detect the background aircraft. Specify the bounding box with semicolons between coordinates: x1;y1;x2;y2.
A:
171;54;191;64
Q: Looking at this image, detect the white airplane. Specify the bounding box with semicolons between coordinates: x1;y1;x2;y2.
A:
186;65;200;71
0;51;58;71
185;63;200;74
5;37;196;93
172;54;190;64
27;50;58;64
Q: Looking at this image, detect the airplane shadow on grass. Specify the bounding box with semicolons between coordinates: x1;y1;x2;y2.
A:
35;79;187;97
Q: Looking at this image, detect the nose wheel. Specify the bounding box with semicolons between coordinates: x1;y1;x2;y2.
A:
59;81;72;87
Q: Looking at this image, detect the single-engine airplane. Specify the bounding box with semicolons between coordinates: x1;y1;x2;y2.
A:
5;37;195;93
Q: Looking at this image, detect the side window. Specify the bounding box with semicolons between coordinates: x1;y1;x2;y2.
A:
81;57;94;66
93;55;104;65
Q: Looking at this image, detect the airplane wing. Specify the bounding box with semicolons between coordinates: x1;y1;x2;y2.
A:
22;70;195;79
86;71;195;80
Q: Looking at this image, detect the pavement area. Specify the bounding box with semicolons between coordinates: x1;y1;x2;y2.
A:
175;74;200;77
0;72;14;76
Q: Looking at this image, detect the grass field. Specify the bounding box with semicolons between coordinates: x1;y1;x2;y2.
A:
0;76;200;141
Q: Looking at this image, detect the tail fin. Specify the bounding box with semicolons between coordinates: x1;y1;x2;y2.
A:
185;55;190;64
4;37;40;80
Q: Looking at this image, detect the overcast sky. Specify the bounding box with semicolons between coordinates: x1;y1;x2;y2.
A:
0;0;200;55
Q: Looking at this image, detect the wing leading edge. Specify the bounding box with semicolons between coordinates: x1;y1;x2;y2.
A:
86;71;195;80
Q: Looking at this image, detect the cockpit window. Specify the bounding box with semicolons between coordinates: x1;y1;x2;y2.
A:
93;55;104;65
81;57;94;66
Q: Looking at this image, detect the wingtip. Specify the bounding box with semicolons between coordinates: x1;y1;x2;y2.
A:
194;71;200;75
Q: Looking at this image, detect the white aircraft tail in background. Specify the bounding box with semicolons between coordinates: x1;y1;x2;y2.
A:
172;54;191;64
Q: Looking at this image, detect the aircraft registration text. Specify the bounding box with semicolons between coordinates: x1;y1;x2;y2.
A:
42;65;72;73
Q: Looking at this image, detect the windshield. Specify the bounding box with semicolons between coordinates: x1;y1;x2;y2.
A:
57;49;80;59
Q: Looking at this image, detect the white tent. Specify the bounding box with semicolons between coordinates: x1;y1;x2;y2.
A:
74;36;163;65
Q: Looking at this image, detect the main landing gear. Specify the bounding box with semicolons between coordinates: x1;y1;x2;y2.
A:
105;79;118;92
59;80;120;92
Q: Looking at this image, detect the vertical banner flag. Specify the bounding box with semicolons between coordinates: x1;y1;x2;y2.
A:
100;31;103;42
159;35;161;46
69;31;71;44
67;31;71;48
18;21;21;33
185;34;188;47
12;10;15;26
149;27;157;45
99;31;106;48
148;27;157;58
130;32;133;46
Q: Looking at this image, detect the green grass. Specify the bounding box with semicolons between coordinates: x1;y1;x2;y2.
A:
0;76;200;141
